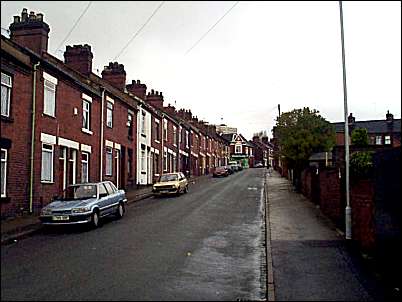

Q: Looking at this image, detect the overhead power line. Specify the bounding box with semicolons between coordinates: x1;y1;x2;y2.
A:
113;1;165;60
185;1;239;56
54;1;93;53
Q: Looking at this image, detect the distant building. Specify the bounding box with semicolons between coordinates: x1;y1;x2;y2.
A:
332;111;401;147
221;133;254;168
216;124;237;135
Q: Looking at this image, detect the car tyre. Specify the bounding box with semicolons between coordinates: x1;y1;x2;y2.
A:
91;210;100;229
116;202;124;219
184;185;189;193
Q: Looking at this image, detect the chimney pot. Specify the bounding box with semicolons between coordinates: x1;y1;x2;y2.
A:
13;16;20;23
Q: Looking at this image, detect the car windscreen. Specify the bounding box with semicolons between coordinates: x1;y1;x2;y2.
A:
159;174;178;182
62;185;97;200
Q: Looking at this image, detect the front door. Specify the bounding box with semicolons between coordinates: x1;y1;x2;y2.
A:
58;147;67;195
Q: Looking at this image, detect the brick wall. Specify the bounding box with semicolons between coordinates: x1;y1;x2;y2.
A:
351;179;376;251
319;168;343;228
1;61;32;218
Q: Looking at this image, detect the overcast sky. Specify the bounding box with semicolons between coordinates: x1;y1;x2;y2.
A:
2;1;401;139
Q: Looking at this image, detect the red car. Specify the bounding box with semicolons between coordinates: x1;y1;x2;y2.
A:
213;166;229;177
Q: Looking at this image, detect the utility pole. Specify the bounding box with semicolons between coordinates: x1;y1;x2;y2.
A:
339;1;351;240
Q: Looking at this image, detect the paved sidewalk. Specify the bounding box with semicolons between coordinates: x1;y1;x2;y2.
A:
1;174;209;245
266;171;386;301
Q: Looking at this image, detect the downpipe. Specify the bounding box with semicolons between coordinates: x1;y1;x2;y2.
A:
29;61;40;214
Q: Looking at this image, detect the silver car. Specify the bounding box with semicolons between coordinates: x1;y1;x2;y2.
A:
39;181;127;228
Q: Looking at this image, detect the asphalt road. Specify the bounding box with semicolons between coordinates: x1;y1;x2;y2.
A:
1;168;267;301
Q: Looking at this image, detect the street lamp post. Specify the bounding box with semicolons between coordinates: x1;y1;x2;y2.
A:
339;1;352;239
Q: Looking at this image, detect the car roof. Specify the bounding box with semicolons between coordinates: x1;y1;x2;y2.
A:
68;181;112;186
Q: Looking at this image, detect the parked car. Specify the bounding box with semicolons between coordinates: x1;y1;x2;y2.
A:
39;181;127;228
254;162;264;168
153;172;189;196
228;161;241;172
224;166;234;175
213;166;229;177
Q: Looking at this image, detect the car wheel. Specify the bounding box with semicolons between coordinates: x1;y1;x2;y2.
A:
116;202;124;219
91;211;100;228
184;185;189;193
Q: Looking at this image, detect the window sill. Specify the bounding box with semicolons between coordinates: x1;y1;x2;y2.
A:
1;115;14;123
41;181;54;184
82;128;93;135
42;113;56;119
1;196;11;203
155;140;160;144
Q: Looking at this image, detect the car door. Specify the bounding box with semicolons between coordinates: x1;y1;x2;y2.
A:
179;173;186;190
97;183;110;216
104;181;119;214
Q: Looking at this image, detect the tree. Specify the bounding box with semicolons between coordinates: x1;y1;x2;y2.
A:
351;128;369;146
275;107;335;186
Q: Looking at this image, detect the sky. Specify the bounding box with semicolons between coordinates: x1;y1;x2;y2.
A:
1;1;401;140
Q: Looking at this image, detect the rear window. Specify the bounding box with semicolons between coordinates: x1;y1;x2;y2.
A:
160;174;178;182
104;182;115;195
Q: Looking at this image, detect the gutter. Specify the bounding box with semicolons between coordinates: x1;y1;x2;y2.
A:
29;61;40;213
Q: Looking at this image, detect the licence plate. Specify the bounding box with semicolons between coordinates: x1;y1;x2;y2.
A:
160;190;169;194
52;215;69;221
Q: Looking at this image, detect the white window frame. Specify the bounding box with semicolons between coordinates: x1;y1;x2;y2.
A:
41;143;54;183
1;149;7;197
81;152;89;183
186;131;189;148
154;119;160;143
376;135;382;145
141;149;146;172
106;101;113;128
173;126;177;146
141;111;146;135
106;147;113;175
163;119;168;141
384;135;391;145
43;72;57;117
163;150;168;172
82;99;91;132
1;72;12;117
235;145;242;154
127;112;134;137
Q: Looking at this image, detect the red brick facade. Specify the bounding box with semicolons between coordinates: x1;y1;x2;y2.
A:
1;8;233;219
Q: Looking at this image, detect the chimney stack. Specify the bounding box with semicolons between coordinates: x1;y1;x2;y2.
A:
164;103;176;116
262;136;269;144
101;62;126;90
64;44;93;76
126;80;147;100
9;8;50;55
348;113;355;125
146;90;164;109
252;135;260;143
386;110;394;123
